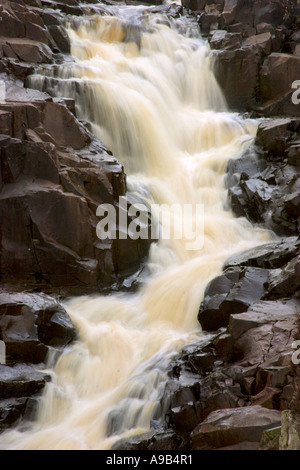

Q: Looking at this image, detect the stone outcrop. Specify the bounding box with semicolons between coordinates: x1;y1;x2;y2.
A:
198;236;300;331
0;1;154;294
0;290;77;363
113;286;299;449
227;118;300;236
0;362;51;432
0;96;152;292
0;288;78;430
191;406;282;450
182;0;300;115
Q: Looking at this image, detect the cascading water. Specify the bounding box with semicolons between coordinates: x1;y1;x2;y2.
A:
1;4;274;450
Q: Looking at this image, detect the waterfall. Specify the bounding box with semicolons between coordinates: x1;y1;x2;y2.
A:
1;4;273;450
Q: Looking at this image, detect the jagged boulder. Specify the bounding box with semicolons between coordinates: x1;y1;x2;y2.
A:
198;266;269;331
0;362;51;432
191;406;282;450
0;98;153;291
0;290;77;363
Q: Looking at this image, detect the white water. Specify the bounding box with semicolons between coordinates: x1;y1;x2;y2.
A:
1;5;273;450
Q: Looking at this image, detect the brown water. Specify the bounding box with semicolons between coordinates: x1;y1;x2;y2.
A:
1;5;272;450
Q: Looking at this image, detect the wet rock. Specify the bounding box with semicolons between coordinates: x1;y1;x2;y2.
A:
168;402;202;434
198;267;269;331
226;146;267;187
0;397;28;431
36;304;76;348
221;0;254;28
0;363;50;432
0;38;53;64
227;123;300;236
48;25;71;54
0;99;153;291
209;30;242;50
112;430;184;451
253;0;284;28
212;46;262;111
255;365;291;392
40;0;84;16
199;11;220;35
0;290;76;363
235;318;296;367
223;237;300;271
41;9;63;26
188;0;299;116
229;299;300;340
0;363;51;399
190;406;282;450
265;256;300;299
255;118;300;159
243;32;272;55
260;53;300;115
287;142;300;166
0;59;34;80
6;85;52;103
213;332;234;361
0;184;96;287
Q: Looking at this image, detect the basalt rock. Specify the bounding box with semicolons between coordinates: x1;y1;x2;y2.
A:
147;291;298;449
0;363;51;399
199;238;300;332
0;290;77;363
228;298;300;340
183;0;300;116
0;98;153;292
112;429;185;451
227;118;300;236
190;406;282;450
0;288;77;432
260;53;300;105
212;45;262;111
198;266;269;331
0;363;51;432
223;237;300;271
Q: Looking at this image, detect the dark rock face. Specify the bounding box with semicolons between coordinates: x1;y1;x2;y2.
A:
0;1;154;293
223;237;300;270
0;362;51;432
0;118;150;291
182;0;300;115
198;266;269;331
115;290;299;449
0;288;77;432
112;430;184;451
212;44;262;110
0;290;77;363
199;236;300;331
227;118;300;236
118;231;299;450
0;363;50;400
190;406;282;450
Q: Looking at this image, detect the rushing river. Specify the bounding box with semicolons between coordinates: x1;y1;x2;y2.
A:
1;2;273;450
